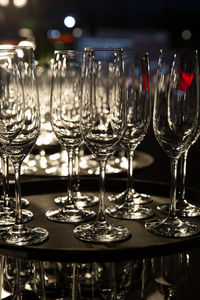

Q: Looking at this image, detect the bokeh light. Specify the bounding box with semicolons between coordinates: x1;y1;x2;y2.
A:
18;40;36;50
18;28;33;38
0;0;9;7
72;27;83;38
181;29;192;40
47;29;61;39
13;0;27;8
64;16;76;28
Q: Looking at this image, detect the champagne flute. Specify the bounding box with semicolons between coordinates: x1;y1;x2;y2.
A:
106;52;153;219
73;48;131;242
0;49;33;229
45;50;96;223
0;154;29;208
0;154;32;228
72;146;99;207
0;47;49;245
0;45;30;209
145;49;200;237
54;145;99;208
157;148;200;217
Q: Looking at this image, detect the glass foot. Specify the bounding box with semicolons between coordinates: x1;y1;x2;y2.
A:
0;225;49;246
157;201;200;217
73;222;131;243
145;218;199;237
45;207;96;223
105;203;154;220
0;208;33;226
0;197;29;208
108;189;152;205
54;193;99;208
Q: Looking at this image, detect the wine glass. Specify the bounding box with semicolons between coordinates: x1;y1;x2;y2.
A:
0;46;49;245
150;253;188;299
157;148;200;217
0;153;32;228
0;45;31;210
0;154;29;208
73;48;131;242
0;49;33;229
54;145;99;208
45;50;96;223
105;52;153;219
72;146;99;207
145;49;200;237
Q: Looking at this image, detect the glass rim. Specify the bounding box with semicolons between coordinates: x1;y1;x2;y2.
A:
0;44;33;50
159;48;198;53
0;50;19;58
54;49;83;54
84;47;124;52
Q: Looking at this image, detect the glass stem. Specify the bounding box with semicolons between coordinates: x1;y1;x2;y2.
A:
73;147;80;193
97;160;107;223
13;162;23;226
127;148;135;199
178;150;188;202
168;157;179;219
67;149;74;206
2;155;10;207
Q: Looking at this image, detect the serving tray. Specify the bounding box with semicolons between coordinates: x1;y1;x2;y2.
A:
0;176;200;262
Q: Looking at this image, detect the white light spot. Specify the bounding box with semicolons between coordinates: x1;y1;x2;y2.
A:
13;0;27;8
64;16;75;28
0;0;9;7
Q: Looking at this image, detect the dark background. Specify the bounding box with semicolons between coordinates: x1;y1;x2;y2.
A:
1;0;200;189
1;0;200;61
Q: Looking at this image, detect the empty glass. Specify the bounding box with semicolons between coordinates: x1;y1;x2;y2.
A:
54;145;99;208
0;155;29;208
145;49;200;237
45;50;96;223
0;47;49;245
0;49;33;230
74;48;131;242
106;52;153;219
157;148;200;217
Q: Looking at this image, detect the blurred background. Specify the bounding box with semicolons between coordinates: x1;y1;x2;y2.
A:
1;0;200;186
0;0;199;64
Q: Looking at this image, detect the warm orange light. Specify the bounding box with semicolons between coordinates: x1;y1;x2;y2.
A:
48;34;75;45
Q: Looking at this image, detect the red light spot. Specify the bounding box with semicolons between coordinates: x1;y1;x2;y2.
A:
143;73;150;93
179;69;193;91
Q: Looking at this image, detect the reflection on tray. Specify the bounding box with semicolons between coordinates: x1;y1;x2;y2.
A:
20;150;154;176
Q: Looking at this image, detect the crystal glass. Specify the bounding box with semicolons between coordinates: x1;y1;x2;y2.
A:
45;50;96;223
106;52;153;219
157;147;200;217
0;49;32;229
73;48;131;242
73;146;99;207
0;154;32;228
54;145;99;207
0;155;29;208
0;45;30;209
0;47;49;245
145;49;200;237
150;253;188;299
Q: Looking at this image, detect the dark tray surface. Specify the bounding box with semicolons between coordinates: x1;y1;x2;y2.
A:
1;177;200;262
